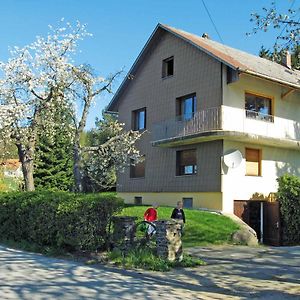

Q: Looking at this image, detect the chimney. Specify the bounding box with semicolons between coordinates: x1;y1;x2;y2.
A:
202;33;210;39
282;51;292;69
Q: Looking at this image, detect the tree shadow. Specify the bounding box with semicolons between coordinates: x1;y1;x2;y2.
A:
0;245;300;299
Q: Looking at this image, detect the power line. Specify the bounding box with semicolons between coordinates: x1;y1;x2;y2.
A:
201;0;225;44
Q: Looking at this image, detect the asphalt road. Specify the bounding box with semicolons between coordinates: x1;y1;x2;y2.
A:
0;244;299;299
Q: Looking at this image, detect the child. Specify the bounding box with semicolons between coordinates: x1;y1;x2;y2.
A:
144;203;158;236
171;201;185;235
171;201;186;223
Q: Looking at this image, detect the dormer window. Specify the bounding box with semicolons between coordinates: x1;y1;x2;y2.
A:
162;56;174;78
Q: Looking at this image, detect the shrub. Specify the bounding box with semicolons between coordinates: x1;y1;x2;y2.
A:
277;174;300;245
0;191;123;251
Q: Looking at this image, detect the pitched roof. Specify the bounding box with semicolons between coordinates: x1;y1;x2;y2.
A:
107;24;300;111
162;24;300;89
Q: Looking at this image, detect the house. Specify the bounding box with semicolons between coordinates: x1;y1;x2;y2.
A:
1;159;23;178
107;24;300;215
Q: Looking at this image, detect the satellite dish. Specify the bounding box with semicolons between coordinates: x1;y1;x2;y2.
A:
223;150;243;168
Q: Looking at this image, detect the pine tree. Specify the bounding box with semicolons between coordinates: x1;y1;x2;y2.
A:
259;45;300;70
34;107;74;191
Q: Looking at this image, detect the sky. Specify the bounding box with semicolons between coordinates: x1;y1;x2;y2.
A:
0;0;296;129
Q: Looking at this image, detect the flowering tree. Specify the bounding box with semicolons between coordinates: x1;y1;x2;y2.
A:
0;21;127;191
250;1;300;51
83;118;143;191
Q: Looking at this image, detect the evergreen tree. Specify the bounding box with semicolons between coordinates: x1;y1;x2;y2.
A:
259;45;300;70
34;106;74;191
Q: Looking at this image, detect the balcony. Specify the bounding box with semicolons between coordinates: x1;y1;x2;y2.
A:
152;106;300;148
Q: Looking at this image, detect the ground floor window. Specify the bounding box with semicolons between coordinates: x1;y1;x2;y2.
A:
245;148;261;176
134;196;143;205
183;198;193;208
176;149;197;176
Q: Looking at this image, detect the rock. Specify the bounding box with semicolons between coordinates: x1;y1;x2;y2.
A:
232;228;258;246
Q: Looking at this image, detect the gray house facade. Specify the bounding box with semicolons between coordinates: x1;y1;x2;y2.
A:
108;24;300;212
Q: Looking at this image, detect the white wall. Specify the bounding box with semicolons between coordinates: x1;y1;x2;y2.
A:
222;67;300;141
221;140;300;213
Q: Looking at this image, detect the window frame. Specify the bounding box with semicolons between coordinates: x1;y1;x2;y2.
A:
134;196;143;205
130;156;145;179
176;149;197;176
162;56;174;78
245;91;274;122
245;148;261;177
182;197;193;208
132;107;146;131
176;93;197;121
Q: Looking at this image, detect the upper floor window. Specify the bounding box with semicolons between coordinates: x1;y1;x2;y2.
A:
245;148;261;176
176;94;197;121
176;149;197;176
130;157;145;178
132;108;146;130
245;92;273;122
162;56;174;78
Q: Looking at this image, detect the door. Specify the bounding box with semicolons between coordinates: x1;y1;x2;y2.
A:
263;201;281;246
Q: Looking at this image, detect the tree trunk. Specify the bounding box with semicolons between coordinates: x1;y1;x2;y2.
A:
17;143;35;191
73;137;83;193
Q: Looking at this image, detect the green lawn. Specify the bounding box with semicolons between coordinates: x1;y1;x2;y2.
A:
118;205;240;247
0;177;20;192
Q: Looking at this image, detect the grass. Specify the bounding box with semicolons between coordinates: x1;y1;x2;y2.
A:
118;205;240;247
0;177;20;192
108;246;205;272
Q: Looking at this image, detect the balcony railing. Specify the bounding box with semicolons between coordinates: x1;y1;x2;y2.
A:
152;107;222;141
152;106;300;144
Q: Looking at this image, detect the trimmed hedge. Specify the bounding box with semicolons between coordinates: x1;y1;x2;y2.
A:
0;191;123;251
277;174;300;245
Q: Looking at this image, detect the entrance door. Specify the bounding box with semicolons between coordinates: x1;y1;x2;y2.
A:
234;200;282;246
263;201;281;246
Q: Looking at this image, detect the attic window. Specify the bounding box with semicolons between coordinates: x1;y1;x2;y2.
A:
162;56;174;78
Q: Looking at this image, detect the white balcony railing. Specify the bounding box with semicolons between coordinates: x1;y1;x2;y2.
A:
152;106;300;143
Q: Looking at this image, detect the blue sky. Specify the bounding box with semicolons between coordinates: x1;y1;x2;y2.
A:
0;0;295;129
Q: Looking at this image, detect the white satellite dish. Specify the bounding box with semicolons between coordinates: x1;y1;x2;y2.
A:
223;150;243;168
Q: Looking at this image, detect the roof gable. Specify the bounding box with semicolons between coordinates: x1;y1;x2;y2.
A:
107;24;300;112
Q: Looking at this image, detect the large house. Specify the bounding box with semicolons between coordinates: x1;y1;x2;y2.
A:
107;24;300;214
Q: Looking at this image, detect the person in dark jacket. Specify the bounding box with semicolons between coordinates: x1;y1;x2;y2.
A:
171;201;186;224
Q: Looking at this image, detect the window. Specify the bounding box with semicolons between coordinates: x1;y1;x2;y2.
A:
132;108;146;130
162;56;174;78
245;92;273;122
130;157;145;178
245;148;261;176
176;94;197;121
183;198;193;208
176;149;197;176
134;196;143;205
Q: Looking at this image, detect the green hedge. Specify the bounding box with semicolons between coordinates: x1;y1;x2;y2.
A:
0;191;123;251
277;174;300;245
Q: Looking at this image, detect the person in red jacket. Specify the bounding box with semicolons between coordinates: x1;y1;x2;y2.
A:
144;203;158;236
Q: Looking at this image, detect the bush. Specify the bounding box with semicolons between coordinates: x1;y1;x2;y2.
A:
0;191;123;251
277;174;300;245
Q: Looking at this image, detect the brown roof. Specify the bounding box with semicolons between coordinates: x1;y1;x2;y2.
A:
107;24;300;111
1;159;21;170
161;24;300;89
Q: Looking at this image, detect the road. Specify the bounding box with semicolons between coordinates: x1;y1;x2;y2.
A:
0;245;299;299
